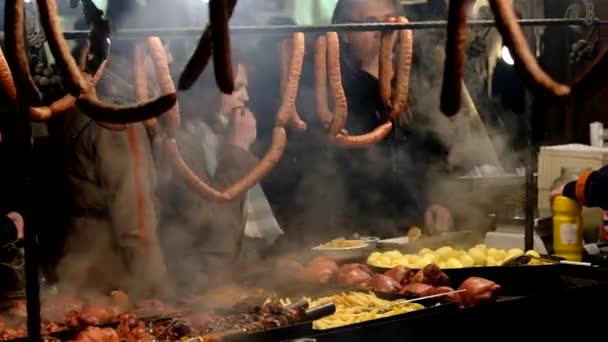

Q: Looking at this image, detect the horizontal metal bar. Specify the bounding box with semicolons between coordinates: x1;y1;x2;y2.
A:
1;18;604;40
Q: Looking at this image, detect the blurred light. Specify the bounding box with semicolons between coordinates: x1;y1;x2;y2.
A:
501;46;514;66
201;0;209;2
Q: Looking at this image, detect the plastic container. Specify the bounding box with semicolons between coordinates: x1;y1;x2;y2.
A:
550;167;598;243
552;196;583;261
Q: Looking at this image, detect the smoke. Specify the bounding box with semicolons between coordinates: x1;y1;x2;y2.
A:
49;0;531;302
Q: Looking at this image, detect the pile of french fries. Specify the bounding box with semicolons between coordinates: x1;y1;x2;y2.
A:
278;292;424;330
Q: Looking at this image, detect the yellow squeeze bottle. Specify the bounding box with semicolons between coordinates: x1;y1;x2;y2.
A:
552;196;583;261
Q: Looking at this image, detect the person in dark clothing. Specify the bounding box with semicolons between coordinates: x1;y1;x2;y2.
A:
329;0;452;236
551;167;608;209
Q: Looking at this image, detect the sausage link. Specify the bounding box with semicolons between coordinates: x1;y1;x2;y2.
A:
0;47;17;108
76;92;177;124
224;126;287;199
5;0;41;105
36;0;90;96
391;16;414;122
314;35;333;127
440;0;468;117
147;37;182;137
332;121;393;148
380;16;397;108
327;32;348;137
178;0;238;91
165;126;287;202
30;95;74;122
489;0;570;98
277;33;305;128
279;39;290;97
133;43;159;133
164;133;227;201
287;33;307;131
209;0;234;94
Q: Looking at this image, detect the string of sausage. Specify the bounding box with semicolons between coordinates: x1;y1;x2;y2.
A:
279;33;307;131
487;0;571;98
147;36;288;202
324;17;413;148
34;0;177;124
440;0;468;117
178;0;238;92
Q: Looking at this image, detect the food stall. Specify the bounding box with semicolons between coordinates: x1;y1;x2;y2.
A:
0;0;608;341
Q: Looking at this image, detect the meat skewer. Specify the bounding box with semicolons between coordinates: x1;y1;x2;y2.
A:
440;0;468;117
379;16;397;108
278;33;307;131
488;0;570;98
313;35;333;128
4;0;42;106
178;0;238;91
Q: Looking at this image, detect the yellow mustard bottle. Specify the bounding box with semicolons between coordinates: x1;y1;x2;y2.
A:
552;196;583;261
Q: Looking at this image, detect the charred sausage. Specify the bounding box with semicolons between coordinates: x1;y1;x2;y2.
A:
440;0;468;117
488;0;570;98
209;0;234;94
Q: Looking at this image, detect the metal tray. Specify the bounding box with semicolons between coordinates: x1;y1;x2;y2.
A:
309;300;459;333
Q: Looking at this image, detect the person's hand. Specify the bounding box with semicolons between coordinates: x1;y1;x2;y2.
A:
6;212;24;239
550;184;565;203
227;107;257;151
424;205;454;236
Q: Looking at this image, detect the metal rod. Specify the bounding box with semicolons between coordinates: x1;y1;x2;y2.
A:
524;97;535;252
1;18;605;40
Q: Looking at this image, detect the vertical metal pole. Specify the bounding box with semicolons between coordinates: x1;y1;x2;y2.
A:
524;107;535;252
18;107;40;341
